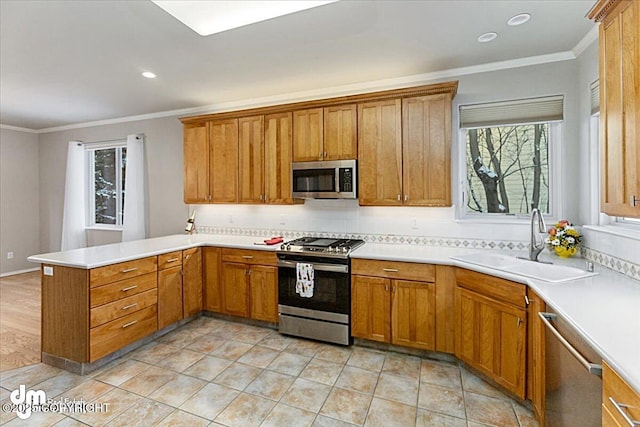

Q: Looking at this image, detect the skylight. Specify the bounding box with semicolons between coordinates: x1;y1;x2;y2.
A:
151;1;338;36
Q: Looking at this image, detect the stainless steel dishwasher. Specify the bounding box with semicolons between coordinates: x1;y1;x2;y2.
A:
540;309;603;426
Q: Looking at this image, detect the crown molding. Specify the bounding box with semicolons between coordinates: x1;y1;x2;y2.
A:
0;124;39;133
572;25;599;57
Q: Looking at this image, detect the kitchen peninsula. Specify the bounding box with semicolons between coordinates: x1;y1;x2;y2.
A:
29;234;640;418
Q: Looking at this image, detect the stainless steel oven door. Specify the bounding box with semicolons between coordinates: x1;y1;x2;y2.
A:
277;258;350;315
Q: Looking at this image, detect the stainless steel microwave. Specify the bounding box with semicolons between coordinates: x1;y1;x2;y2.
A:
291;160;357;199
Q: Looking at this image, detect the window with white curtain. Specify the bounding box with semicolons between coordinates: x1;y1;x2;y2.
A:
87;144;127;228
459;96;563;219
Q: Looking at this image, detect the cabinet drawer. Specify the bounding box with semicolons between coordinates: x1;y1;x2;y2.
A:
351;259;435;282
90;272;157;308
90;257;157;288
603;361;640;426
89;304;157;361
222;248;277;266
158;251;183;270
456;268;526;308
90;289;157;328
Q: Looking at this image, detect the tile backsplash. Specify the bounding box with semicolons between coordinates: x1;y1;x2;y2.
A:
192;203;640;282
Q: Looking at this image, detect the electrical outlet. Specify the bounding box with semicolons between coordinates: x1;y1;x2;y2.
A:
411;217;418;229
7;251;13;260
279;214;286;225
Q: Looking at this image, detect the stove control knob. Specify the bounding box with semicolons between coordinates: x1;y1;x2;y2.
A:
341;246;350;253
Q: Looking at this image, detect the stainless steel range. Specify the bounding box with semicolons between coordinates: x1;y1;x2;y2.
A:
276;237;365;345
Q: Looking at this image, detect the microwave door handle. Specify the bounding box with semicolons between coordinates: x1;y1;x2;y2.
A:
277;259;349;274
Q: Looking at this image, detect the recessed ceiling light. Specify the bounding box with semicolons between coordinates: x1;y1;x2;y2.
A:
508;13;531;26
141;71;157;79
477;32;498;43
152;1;338;36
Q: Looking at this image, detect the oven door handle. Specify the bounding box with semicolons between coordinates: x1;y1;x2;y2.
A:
539;312;602;376
277;259;349;274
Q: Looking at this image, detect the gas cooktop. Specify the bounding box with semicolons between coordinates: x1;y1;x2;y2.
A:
277;237;365;258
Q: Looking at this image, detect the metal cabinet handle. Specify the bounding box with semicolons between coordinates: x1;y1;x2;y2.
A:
324;151;327;158
525;295;530;305
385;284;389;292
166;258;180;263
242;255;254;259
392;285;396;292
382;268;399;272
539;312;602;376
397;194;401;201
121;285;138;292
517;317;523;326
404;194;408;202
121;303;138;311
631;195;638;207
121;320;138;329
121;267;138;273
609;397;640;426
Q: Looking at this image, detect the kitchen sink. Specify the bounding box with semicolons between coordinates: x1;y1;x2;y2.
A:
451;252;598;283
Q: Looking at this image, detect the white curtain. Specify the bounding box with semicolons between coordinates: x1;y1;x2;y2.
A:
122;134;146;242
61;141;87;251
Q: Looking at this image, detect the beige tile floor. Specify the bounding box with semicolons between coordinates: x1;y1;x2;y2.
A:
0;317;538;426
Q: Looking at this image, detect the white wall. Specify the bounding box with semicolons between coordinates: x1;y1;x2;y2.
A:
38;116;187;253
0;128;40;275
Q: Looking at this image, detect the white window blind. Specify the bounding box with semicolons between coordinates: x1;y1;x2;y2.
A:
590;80;600;115
459;95;564;128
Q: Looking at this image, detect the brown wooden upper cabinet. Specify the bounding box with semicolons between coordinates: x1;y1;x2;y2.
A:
264;112;294;204
181;81;457;205
183;122;209;203
590;0;640;218
358;94;452;206
238;115;265;204
293;105;357;162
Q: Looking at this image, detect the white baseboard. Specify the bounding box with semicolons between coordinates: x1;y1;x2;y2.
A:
0;267;39;278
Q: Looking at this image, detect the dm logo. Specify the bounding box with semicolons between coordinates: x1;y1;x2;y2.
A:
10;385;46;420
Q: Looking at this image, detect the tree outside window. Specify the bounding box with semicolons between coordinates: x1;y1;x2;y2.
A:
92;147;126;226
465;123;549;215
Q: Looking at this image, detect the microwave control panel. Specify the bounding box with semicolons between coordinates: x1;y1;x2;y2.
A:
339;168;353;192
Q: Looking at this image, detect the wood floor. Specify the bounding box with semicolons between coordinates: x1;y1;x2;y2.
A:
0;270;41;371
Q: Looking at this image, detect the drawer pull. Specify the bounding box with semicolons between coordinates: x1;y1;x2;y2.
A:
242;255;254;259
121;320;138;329
121;285;138;292
609;397;640;426
121;303;138;311
382;268;399;272
121;267;138;273
166;258;180;263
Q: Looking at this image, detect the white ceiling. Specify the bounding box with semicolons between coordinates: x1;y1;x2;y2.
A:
0;0;596;131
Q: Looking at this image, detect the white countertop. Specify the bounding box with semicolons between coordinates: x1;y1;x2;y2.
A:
29;235;640;394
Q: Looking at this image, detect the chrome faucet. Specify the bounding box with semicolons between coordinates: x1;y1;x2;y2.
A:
528;208;548;262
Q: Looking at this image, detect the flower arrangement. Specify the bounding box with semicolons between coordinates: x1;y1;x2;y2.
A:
545;220;582;257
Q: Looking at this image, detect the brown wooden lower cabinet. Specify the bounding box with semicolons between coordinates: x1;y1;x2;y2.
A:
158;265;183;330
203;247;222;312
219;248;278;322
454;268;527;399
183;247;203;317
351;259;437;350
527;289;546;424
602;360;640;427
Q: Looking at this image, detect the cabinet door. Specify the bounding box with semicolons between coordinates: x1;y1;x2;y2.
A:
183;248;202;318
455;286;527;398
527;289;546;424
391;279;436;350
249;265;278;323
357;100;403;206
402;95;452;206
238;115;265;203
203;247;222;312
183;123;210;203
264;112;294;204
221;262;249;318
293;108;324;162
324;104;357;160
210;118;239;203
158;266;183;330
351;275;390;342
599;1;640;217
